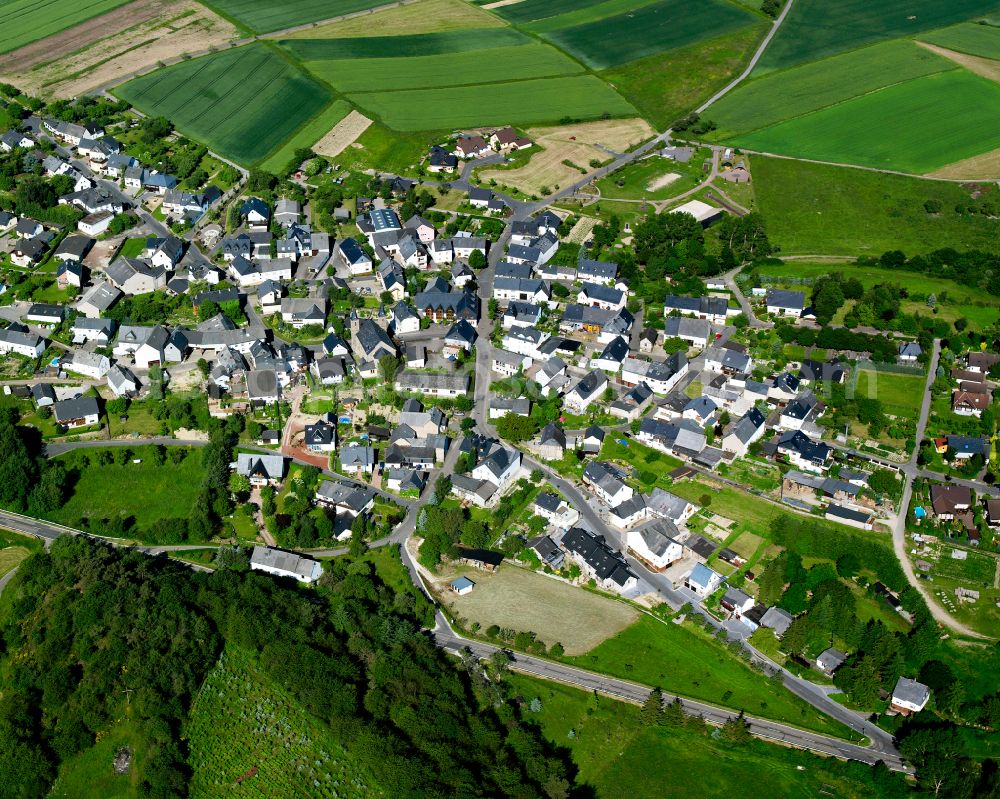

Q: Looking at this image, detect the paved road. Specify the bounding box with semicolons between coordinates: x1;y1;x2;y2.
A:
723;266;769;329
889;341;990;638
433;625;909;771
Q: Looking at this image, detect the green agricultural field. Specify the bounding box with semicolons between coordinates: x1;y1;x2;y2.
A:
0;0;132;55
735;70;1000;173
50;446;204;533
522;0;661;33
279;27;529;58
350;75;635;130
709;40;955;137
202;0;389;33
604;23;767;130
543;0;758;69
188;646;378;798
259;99;351;173
751;156;1000;255
564;615;851;738
305;43;584;93
116;44;331;165
755;0;1000;72
508;674;898;799
493;0;623;25
919;21;1000;59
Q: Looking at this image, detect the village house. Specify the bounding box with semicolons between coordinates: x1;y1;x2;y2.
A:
684;563;722;598
561;527;638;594
53;395;100;429
250;546;323;583
890;677;930;715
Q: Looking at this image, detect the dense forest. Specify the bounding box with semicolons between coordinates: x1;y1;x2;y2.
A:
0;538;574;799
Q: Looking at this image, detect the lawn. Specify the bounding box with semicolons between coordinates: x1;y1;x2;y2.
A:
350;75;635;131
751;156;1000;255
754;0;1000;72
438;563;638;655
919;21;1000;60
564;615;851;738
709;39;955;137
258;99;352;173
603;23;768;129
47;718;143;799
187;646;377;798
304;43;584;93
508;674;894;799
0;0;132;54
735;70;1000;174
117;237;148;259
116;43;332;165
854;369;926;418
597;436;683;490
50;446;204;533
541;0;759;69
202;0;389;33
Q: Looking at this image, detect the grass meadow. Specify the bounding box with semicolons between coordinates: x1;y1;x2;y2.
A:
0;0;132;54
756;261;1000;330
116;44;331;165
542;0;758;69
750;156;1000;255
563;615;852;738
709;39;955;137
854;370;926;418
509;674;894;799
919;21;1000;59
755;0;1000;72
50;446;204;532
603;23;766;130
350;75;635;130
735;70;1000;173
203;0;388;33
47;719;143;799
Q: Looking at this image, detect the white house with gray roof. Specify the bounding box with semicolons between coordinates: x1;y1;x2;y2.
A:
250;546;322;583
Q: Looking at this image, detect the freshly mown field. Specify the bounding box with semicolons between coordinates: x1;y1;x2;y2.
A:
350;75;635;130
280;27;529;58
735;69;1000;173
49;446;204;531
259;99;351;173
203;0;388;33
604;23;767;130
564;615;851;738
709;40;955;137
116;43;331;165
919;21;1000;59
188;646;377;798
541;0;758;69
0;0;132;54
304;43;584;92
751;156;1000;255
509;674;896;799
755;0;1000;72
440;563;638;655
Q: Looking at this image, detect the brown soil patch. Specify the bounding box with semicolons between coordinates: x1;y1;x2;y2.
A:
283;0;504;38
482;0;525;8
314;110;374;158
564;215;598;245
930;147;1000;179
0;0;240;98
646;172;680;191
479;117;655;196
917;41;1000;83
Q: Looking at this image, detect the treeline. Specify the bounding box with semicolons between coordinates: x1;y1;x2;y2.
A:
0;537;573;799
872;248;1000;298
775;322;902;363
0;408;68;518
